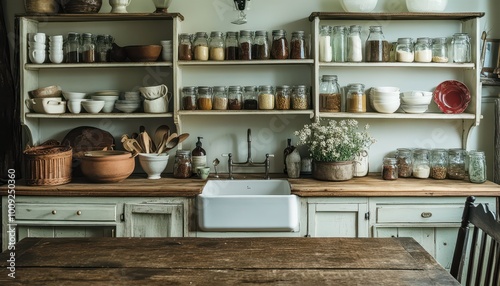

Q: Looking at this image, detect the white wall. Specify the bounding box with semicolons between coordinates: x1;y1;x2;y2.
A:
3;0;500;178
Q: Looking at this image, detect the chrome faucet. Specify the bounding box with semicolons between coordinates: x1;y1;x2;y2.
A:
222;128;274;180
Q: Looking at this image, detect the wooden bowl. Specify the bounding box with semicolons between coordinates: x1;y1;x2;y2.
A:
29;85;62;98
77;150;135;183
25;0;61;14
60;0;102;14
124;45;162;62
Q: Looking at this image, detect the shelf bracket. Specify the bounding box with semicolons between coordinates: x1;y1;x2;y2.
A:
462;120;476;150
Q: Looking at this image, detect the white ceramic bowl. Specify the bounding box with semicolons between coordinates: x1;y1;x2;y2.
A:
400;96;433;105
372;100;400;114
115;101;141;113
122;91;141;101
371;86;400;93
92;90;120;97
138;153;170;179
406;0;447;12
62;91;87;100
401;104;429;114
341;0;378;12
101;100;116;113
81;100;105;113
91;95;119;102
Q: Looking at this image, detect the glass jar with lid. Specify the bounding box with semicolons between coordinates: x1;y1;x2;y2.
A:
468;151;486;183
319;25;332;62
347;25;362;62
412;149;430;179
448;148;467;179
196;86;213;110
243;86;258;109
271;29;289;59
396;37;414;63
253;30;269;60
291;85;309;110
228;86;242;110
95;35;109;62
430;148;448;179
258;85;274;110
182;86;197;110
239;30;252;60
65;32;81;63
209;31;225;61
346;83;366;113
432;37;448;63
290;31;306;59
365;26;390;62
178;33;192;60
452;33;471;63
414;37;432;63
275;85;291;110
319;75;341;112
382;157;398;180
332;26;346;62
225;31;239;60
173;150;192;178
81;33;95;63
193;32;209;61
212;86;228;110
396;148;413;178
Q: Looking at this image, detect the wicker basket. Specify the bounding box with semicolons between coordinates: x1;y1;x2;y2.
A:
24;145;73;186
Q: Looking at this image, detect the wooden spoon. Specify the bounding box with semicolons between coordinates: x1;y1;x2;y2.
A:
156;132;170;154
154;125;170;148
123;139;143;153
164;133;179;153
177;133;190;145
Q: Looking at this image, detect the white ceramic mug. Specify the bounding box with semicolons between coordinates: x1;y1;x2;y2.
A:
139;84;168;100
109;0;132;13
49;51;64;64
143;92;171;113
29;41;46;50
28;32;46;43
29;49;46;64
67;100;83;114
49;35;63;43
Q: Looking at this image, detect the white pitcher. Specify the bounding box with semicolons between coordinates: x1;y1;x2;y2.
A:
109;0;131;13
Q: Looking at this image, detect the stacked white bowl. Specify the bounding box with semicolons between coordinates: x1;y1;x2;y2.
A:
160;40;172;61
370;87;401;113
62;91;88;114
28;32;46;64
400;91;433;114
91;90;120;113
49;35;64;64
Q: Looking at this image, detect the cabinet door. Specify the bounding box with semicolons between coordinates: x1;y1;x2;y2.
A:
17;225;115;242
124;203;183;237
308;203;369;237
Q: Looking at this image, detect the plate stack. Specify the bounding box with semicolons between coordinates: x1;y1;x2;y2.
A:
161;40;173;61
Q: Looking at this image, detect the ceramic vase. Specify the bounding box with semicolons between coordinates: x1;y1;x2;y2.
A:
312;160;354;181
354;150;369;177
109;0;131;13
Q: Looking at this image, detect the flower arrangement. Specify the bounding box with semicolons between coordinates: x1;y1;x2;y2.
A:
294;119;375;162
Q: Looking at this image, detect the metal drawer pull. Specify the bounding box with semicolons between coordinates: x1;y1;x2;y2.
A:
421;212;433;218
51;210;57;215
76;211;82;215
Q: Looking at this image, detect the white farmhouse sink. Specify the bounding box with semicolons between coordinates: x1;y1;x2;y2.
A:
197;180;300;232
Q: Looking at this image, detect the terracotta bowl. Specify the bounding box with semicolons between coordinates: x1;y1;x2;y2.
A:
124;45;162;62
29;85;62;98
78;150;135;183
60;0;102;14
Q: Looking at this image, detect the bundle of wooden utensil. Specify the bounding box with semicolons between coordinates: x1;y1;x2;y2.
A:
121;125;189;154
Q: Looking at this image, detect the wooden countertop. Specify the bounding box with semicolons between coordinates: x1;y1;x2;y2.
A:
1;174;499;197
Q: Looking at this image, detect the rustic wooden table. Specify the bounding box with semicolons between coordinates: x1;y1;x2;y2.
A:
0;237;459;285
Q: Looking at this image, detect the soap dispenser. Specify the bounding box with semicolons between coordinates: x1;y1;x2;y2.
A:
192;137;207;175
283;138;296;174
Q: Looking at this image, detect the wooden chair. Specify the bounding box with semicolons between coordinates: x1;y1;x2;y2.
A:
450;196;500;285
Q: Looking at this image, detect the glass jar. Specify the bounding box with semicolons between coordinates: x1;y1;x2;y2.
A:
193;32;209;61
81;33;95;63
452;33;471;63
225;31;239;60
178;33;192;60
448;148;467;180
258;85;274;110
365;26;390;62
253;30;269;60
212;86;228;110
319;75;341;112
228;86;242;110
291;85;309;110
396;148;413;178
432;37;448;63
95;34;109;62
209;31;225;61
347;25;362;62
332;26;346;62
414;37;432;63
319;25;332;62
65;32;81;63
196;86;213;110
243;85;258;110
275;85;291;110
430;148;448;179
346;83;366;113
271;29;289;59
290;31;306;59
173;150;192;178
412;149;430;179
382;157;398;180
182;86;197;110
239;30;252;60
468;151;486;183
396;37;414;63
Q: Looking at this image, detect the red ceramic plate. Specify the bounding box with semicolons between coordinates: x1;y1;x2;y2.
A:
433;80;471;114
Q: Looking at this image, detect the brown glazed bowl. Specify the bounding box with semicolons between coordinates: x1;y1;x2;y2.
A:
60;0;102;14
25;0;61;14
124;45;162;62
78;150;135;183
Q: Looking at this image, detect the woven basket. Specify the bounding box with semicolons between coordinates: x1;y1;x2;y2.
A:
24;145;73;186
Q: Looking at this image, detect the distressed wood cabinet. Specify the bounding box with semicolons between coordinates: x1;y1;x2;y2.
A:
124;201;185;237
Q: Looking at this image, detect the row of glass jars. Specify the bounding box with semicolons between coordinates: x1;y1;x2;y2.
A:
182;85;311;111
64;32;114;63
178;30;310;61
319;75;367;113
382;148;486;183
394;34;471;63
319;25;362;63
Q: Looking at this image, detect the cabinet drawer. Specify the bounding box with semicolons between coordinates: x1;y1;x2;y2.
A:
15;203;117;222
376;205;463;223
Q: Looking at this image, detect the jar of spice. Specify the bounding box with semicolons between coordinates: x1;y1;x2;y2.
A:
209;31;225;61
414;37;432;63
225;31;239;60
452;33;471;63
319;75;341;112
212;86;228;110
468;151;486;183
448;148;467;180
396;37;414;63
65;32;81;63
347;25;362;62
319;25;332;62
291;85;309;110
228;85;243;110
253;30;269;60
275;85;291;110
178;33;192;61
258;85;274;110
243;85;258;109
95;34;109;62
193;32;209;61
332;26;346;62
430;148;448;179
173;150;192;178
290;31;306;59
196;86;213;110
396;148;413;178
271;29;289;59
182;86;197;110
412;149;430;179
346;83;366;113
382;157;398;180
81;33;95;63
365;26;390;62
239;30;253;60
432;37;448;63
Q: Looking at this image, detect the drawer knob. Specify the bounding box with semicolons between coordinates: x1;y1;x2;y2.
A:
421;212;432;218
76;211;82;215
51;210;57;215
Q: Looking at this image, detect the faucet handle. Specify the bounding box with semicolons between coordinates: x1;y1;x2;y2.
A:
266;154;274;157
221;153;232;157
